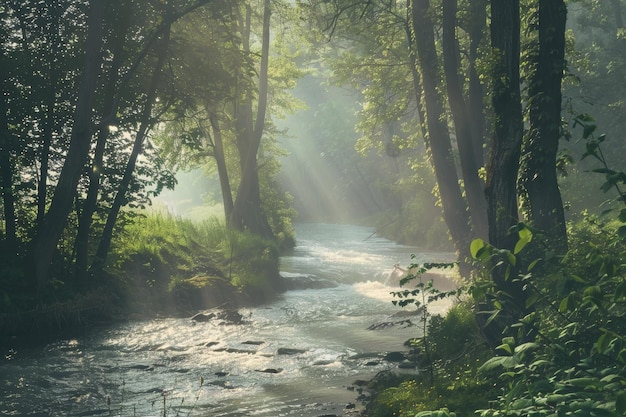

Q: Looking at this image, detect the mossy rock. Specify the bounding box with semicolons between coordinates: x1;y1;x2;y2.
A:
170;275;240;313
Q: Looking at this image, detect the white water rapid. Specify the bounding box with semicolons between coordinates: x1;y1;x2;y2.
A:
0;223;455;417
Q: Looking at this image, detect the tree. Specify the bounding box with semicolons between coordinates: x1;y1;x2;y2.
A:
229;0;275;238
156;0;286;238
442;0;488;240
0;52;17;258
26;0;216;292
91;24;172;274
74;6;129;285
478;0;532;348
31;0;106;293
299;0;483;260
485;0;523;253
412;0;473;275
520;0;568;254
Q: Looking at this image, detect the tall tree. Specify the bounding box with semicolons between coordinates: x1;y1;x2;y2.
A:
0;54;17;257
74;12;128;285
209;110;235;220
412;0;473;275
481;0;529;346
91;24;172;273
485;0;523;252
520;0;568;254
229;0;274;238
442;0;488;240
31;0;105;293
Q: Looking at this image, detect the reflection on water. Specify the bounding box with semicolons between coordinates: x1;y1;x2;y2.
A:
0;223;455;417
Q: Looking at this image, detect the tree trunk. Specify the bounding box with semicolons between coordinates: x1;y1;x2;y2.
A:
403;1;427;140
74;38;124;286
467;0;487;167
485;0;523;252
442;0;488;240
0;70;17;257
91;25;170;273
482;0;527;347
208;111;234;221
37;1;62;233
31;0;105;293
229;0;274;239
520;0;568;254
411;0;473;277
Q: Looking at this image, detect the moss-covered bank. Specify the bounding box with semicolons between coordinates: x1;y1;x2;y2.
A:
0;213;291;347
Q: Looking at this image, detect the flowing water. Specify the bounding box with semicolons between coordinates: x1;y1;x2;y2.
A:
1;223;455;417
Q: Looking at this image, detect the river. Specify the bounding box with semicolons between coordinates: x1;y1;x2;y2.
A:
0;223;455;417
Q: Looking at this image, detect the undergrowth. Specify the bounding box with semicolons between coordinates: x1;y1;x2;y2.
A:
365;116;626;417
107;211;283;315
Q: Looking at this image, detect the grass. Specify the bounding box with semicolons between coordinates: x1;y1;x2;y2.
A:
106;211;283;317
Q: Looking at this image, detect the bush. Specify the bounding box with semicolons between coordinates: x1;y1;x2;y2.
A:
366;302;493;417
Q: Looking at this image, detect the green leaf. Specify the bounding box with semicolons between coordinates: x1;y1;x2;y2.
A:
513;239;526;255
514;342;540;355
591;168;615;175
596;332;609;353
614;281;626;301
616;391;626;415
506;251;517;266
617;225;626;240
525;292;539;309
478;356;517;373
497;343;512;354
546;394;568;405
619;209;626;223
527;258;541;272
470;238;486;259
564;377;599;388
559;294;574;312
583;285;602;301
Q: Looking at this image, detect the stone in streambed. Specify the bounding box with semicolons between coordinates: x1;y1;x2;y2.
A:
256;368;283;374
213;347;256;354
277;347;307;355
191;312;215;322
384;351;406;362
242;340;264;345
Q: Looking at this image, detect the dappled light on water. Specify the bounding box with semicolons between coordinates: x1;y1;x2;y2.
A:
1;224;455;417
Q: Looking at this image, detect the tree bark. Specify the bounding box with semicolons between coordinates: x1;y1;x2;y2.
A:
0;67;17;257
31;0;105;293
467;0;487;173
229;0;274;239
411;0;473;277
485;0;522;252
403;1;427;140
442;0;488;240
36;1;63;233
482;0;528;347
91;25;171;273
520;0;568;254
208;110;234;221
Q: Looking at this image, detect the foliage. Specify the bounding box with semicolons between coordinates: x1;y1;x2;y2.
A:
367;301;493;417
368;260;493;417
470;219;626;417
372;123;626;417
87;210;282;316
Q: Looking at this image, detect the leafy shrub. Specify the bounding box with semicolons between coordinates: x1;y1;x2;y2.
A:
470;220;626;417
